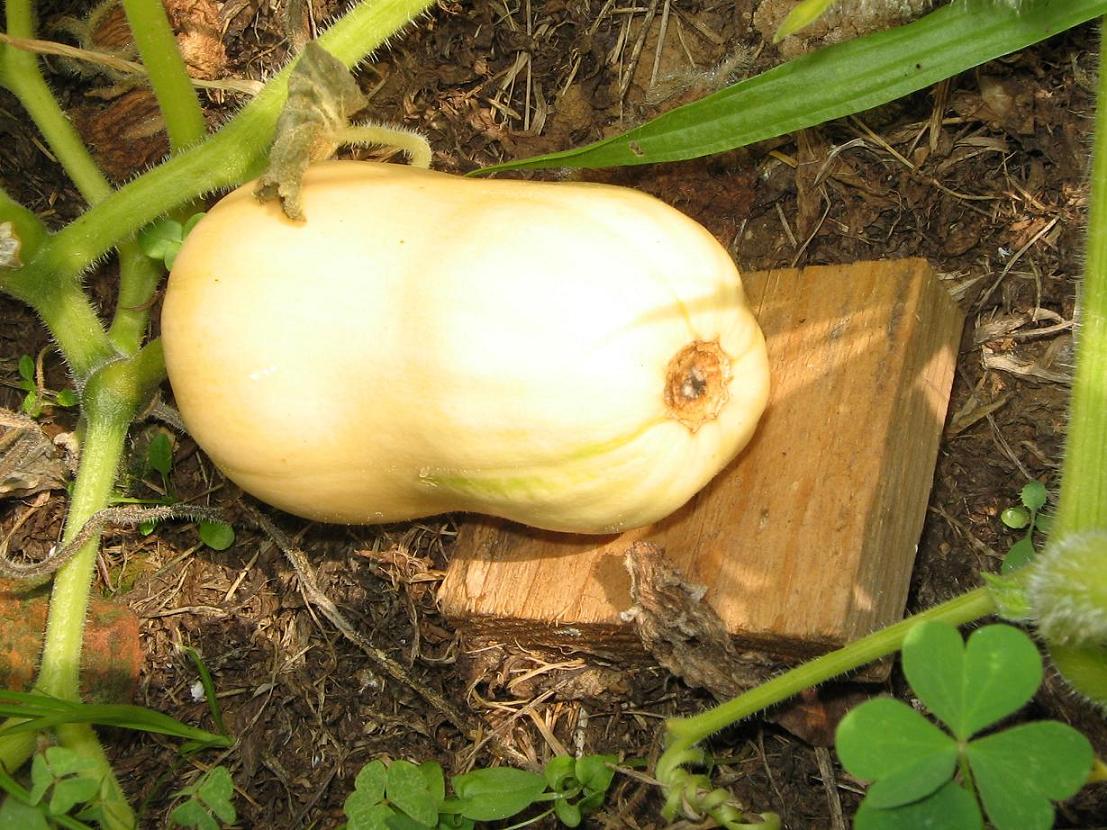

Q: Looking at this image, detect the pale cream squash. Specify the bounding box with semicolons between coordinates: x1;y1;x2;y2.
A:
161;160;769;533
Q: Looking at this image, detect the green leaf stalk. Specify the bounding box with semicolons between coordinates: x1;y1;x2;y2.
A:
1027;23;1107;703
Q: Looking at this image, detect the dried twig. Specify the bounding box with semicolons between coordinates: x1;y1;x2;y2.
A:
242;503;480;741
0;504;221;579
0;32;261;94
815;746;847;830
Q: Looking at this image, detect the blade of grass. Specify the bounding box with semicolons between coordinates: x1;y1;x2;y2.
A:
182;647;228;737
480;0;1107;172
0;693;230;746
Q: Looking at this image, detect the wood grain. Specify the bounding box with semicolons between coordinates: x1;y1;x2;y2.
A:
438;259;962;664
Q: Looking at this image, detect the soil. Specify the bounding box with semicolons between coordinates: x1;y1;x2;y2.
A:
2;0;1107;828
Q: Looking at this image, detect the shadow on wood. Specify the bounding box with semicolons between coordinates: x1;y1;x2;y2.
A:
439;259;963;674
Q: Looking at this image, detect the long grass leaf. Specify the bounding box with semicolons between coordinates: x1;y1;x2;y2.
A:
480;0;1106;172
0;695;230;746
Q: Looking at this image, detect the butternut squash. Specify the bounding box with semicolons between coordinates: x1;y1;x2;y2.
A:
161;161;769;533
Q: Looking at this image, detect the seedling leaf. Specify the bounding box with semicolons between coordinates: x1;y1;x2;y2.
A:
170;767;236;829
554;797;582;827
199;521;235;551
343;794;394;830
901;621;964;737
146;432;173;477
138;219;184;263
1020;480;1048;512
169;799;219;830
774;0;836;41
21;392;40;418
417;761;445;804
575;755;616;794
386;760;440;826
30;747;102;816
836;697;955;806
544;756;575;792
1000;506;1030;530
1001;536;1036;574
865;753;960;810
54;389;78;408
194;767;235;823
451;768;547;821
855;780;982;830
968;721;1094;830
354;761;387;803
17;355;35;383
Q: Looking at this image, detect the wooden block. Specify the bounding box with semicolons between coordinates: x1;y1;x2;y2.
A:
438;259;962;664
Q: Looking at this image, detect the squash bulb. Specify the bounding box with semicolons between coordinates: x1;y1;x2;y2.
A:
162;161;770;533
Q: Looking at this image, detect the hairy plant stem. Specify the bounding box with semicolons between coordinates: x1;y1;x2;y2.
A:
657;589;996;791
112;0;219;350
0;344;165;826
1;0;110;205
20;281;118;380
0;0;156;365
107;246;163;355
107;0;209;353
24;0;434;287
1054;31;1107;540
0;415;131;821
1040;24;1107;702
121;0;206;151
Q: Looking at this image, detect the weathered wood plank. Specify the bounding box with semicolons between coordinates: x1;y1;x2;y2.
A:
439;259;962;664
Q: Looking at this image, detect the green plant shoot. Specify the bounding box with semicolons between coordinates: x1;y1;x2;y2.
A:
1000;479;1049;573
342;755;618;830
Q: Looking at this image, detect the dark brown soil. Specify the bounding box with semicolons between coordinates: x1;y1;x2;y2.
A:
3;1;1107;828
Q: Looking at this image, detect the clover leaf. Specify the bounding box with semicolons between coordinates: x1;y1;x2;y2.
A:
836;622;1093;830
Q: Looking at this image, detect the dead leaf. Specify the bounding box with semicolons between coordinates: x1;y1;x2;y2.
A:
0;409;68;499
770;685;871;747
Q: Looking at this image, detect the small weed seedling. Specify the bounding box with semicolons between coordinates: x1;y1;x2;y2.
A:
137;215;205;271
167;767;236;830
16;353;77;418
142;430;175;504
342;754;617;830
1000;480;1051;573
835;621;1092;829
131;430;235;551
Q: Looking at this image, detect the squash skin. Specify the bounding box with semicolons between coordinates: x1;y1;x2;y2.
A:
162;161;769;533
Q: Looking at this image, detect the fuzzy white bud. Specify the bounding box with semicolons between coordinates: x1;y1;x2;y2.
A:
1028;531;1107;647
